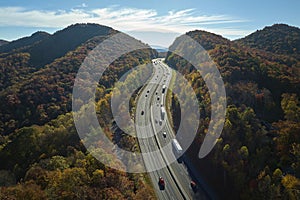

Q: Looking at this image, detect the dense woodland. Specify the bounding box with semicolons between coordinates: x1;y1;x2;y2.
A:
236;24;300;59
0;23;157;199
166;24;300;199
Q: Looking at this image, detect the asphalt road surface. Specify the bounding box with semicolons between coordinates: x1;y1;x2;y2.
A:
135;58;209;200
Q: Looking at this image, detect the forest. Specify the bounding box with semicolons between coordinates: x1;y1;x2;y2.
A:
166;24;300;199
0;23;157;199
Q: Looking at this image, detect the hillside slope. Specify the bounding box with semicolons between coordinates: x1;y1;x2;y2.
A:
166;24;300;199
0;23;157;199
0;23;156;135
236;24;300;58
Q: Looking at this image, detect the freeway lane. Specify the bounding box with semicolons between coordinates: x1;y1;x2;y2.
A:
152;61;209;200
135;58;210;199
136;59;183;199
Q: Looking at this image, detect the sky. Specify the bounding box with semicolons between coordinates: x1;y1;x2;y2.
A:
0;0;299;47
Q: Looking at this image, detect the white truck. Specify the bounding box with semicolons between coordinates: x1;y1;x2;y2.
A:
161;106;166;120
160;93;164;106
172;138;183;156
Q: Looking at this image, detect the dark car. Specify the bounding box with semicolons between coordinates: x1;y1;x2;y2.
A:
141;111;144;115
158;177;165;190
191;181;197;192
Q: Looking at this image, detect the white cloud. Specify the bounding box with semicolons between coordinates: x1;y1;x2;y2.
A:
0;6;251;37
74;3;88;8
0;6;255;46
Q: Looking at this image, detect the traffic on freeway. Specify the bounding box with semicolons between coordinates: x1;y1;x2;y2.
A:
135;58;210;199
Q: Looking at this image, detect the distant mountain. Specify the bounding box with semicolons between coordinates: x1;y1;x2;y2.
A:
0;24;118;67
0;24;117;92
0;31;50;53
28;23;117;67
236;24;300;57
0;39;8;46
150;45;168;52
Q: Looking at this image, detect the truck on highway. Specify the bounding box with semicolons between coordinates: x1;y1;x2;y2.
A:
172;139;183;155
161;106;166;120
160;94;164;106
172;138;183;162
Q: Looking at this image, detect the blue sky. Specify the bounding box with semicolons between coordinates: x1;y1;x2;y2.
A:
0;0;299;47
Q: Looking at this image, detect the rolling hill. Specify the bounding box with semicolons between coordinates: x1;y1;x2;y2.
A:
236;24;300;58
0;24;157;199
166;23;300;199
0;23;156;135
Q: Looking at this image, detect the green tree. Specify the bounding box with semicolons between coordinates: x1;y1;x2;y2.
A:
47;167;89;199
281;175;300;199
239;146;249;160
281;93;300;122
272;168;283;184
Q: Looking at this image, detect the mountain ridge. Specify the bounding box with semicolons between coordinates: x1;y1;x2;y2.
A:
0;23;119;67
235;23;300;58
0;31;50;54
28;23;117;67
0;39;8;46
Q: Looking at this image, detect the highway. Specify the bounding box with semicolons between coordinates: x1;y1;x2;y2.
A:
135;58;209;200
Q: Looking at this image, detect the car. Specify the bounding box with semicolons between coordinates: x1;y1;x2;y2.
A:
191;181;197;192
162;132;167;138
158;177;165;189
157;96;160;101
141;111;144;115
159;119;162;125
159;177;165;185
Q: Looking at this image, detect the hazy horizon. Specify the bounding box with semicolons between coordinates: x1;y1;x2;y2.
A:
0;0;299;47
